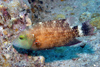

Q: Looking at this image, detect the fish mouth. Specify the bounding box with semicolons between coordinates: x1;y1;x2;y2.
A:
13;43;18;47
12;41;19;47
13;43;22;49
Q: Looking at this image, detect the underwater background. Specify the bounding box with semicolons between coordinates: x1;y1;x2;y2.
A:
0;0;100;67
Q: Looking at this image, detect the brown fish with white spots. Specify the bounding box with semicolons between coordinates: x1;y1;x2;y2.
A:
12;19;94;50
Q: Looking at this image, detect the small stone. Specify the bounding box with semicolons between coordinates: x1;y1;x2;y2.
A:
61;0;64;1
33;56;39;61
79;12;91;22
31;8;35;13
82;3;88;6
0;26;3;31
39;56;45;63
33;56;45;63
15;29;19;32
0;15;2;19
31;0;35;2
3;0;7;2
70;13;75;15
0;5;3;9
63;6;73;11
28;56;32;59
10;18;17;22
52;13;56;15
3;30;8;35
39;1;43;4
3;62;11;67
91;13;100;18
94;64;96;67
4;54;10;59
26;17;32;26
1;54;7;61
54;14;65;20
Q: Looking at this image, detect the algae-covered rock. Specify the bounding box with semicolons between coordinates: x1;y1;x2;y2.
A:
63;6;73;11
79;12;91;22
70;13;75;15
2;62;11;67
54;14;65;20
91;13;100;18
89;17;100;29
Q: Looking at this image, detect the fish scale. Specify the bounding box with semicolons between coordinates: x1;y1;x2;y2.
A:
27;19;78;50
12;19;94;50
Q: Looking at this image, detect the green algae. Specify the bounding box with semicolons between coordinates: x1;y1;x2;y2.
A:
91;13;100;18
54;14;65;20
90;17;100;29
79;12;91;22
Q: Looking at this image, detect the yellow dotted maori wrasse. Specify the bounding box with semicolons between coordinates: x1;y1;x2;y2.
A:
12;19;94;50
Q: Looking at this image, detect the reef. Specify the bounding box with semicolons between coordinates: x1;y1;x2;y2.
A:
0;0;47;66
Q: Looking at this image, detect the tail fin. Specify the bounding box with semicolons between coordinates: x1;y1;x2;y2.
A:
72;21;94;36
78;21;94;36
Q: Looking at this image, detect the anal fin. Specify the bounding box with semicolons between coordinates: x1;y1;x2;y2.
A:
66;39;81;46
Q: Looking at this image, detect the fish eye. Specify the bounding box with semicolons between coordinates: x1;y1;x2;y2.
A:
19;35;25;40
19;37;24;40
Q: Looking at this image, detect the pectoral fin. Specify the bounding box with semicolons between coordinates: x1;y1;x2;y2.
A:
34;40;41;47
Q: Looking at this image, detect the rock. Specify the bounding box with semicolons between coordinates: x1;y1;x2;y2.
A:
39;56;45;64
54;14;65;20
89;17;100;29
4;54;10;59
91;13;100;18
33;56;45;63
3;30;8;35
63;6;73;11
2;62;11;67
79;12;91;22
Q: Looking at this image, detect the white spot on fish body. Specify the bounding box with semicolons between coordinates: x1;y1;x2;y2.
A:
53;21;56;23
39;22;43;25
52;21;56;28
32;34;34;37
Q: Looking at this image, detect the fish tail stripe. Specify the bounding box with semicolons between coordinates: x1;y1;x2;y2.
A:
77;22;94;36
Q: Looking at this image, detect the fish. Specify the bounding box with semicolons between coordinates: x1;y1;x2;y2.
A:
12;19;94;50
